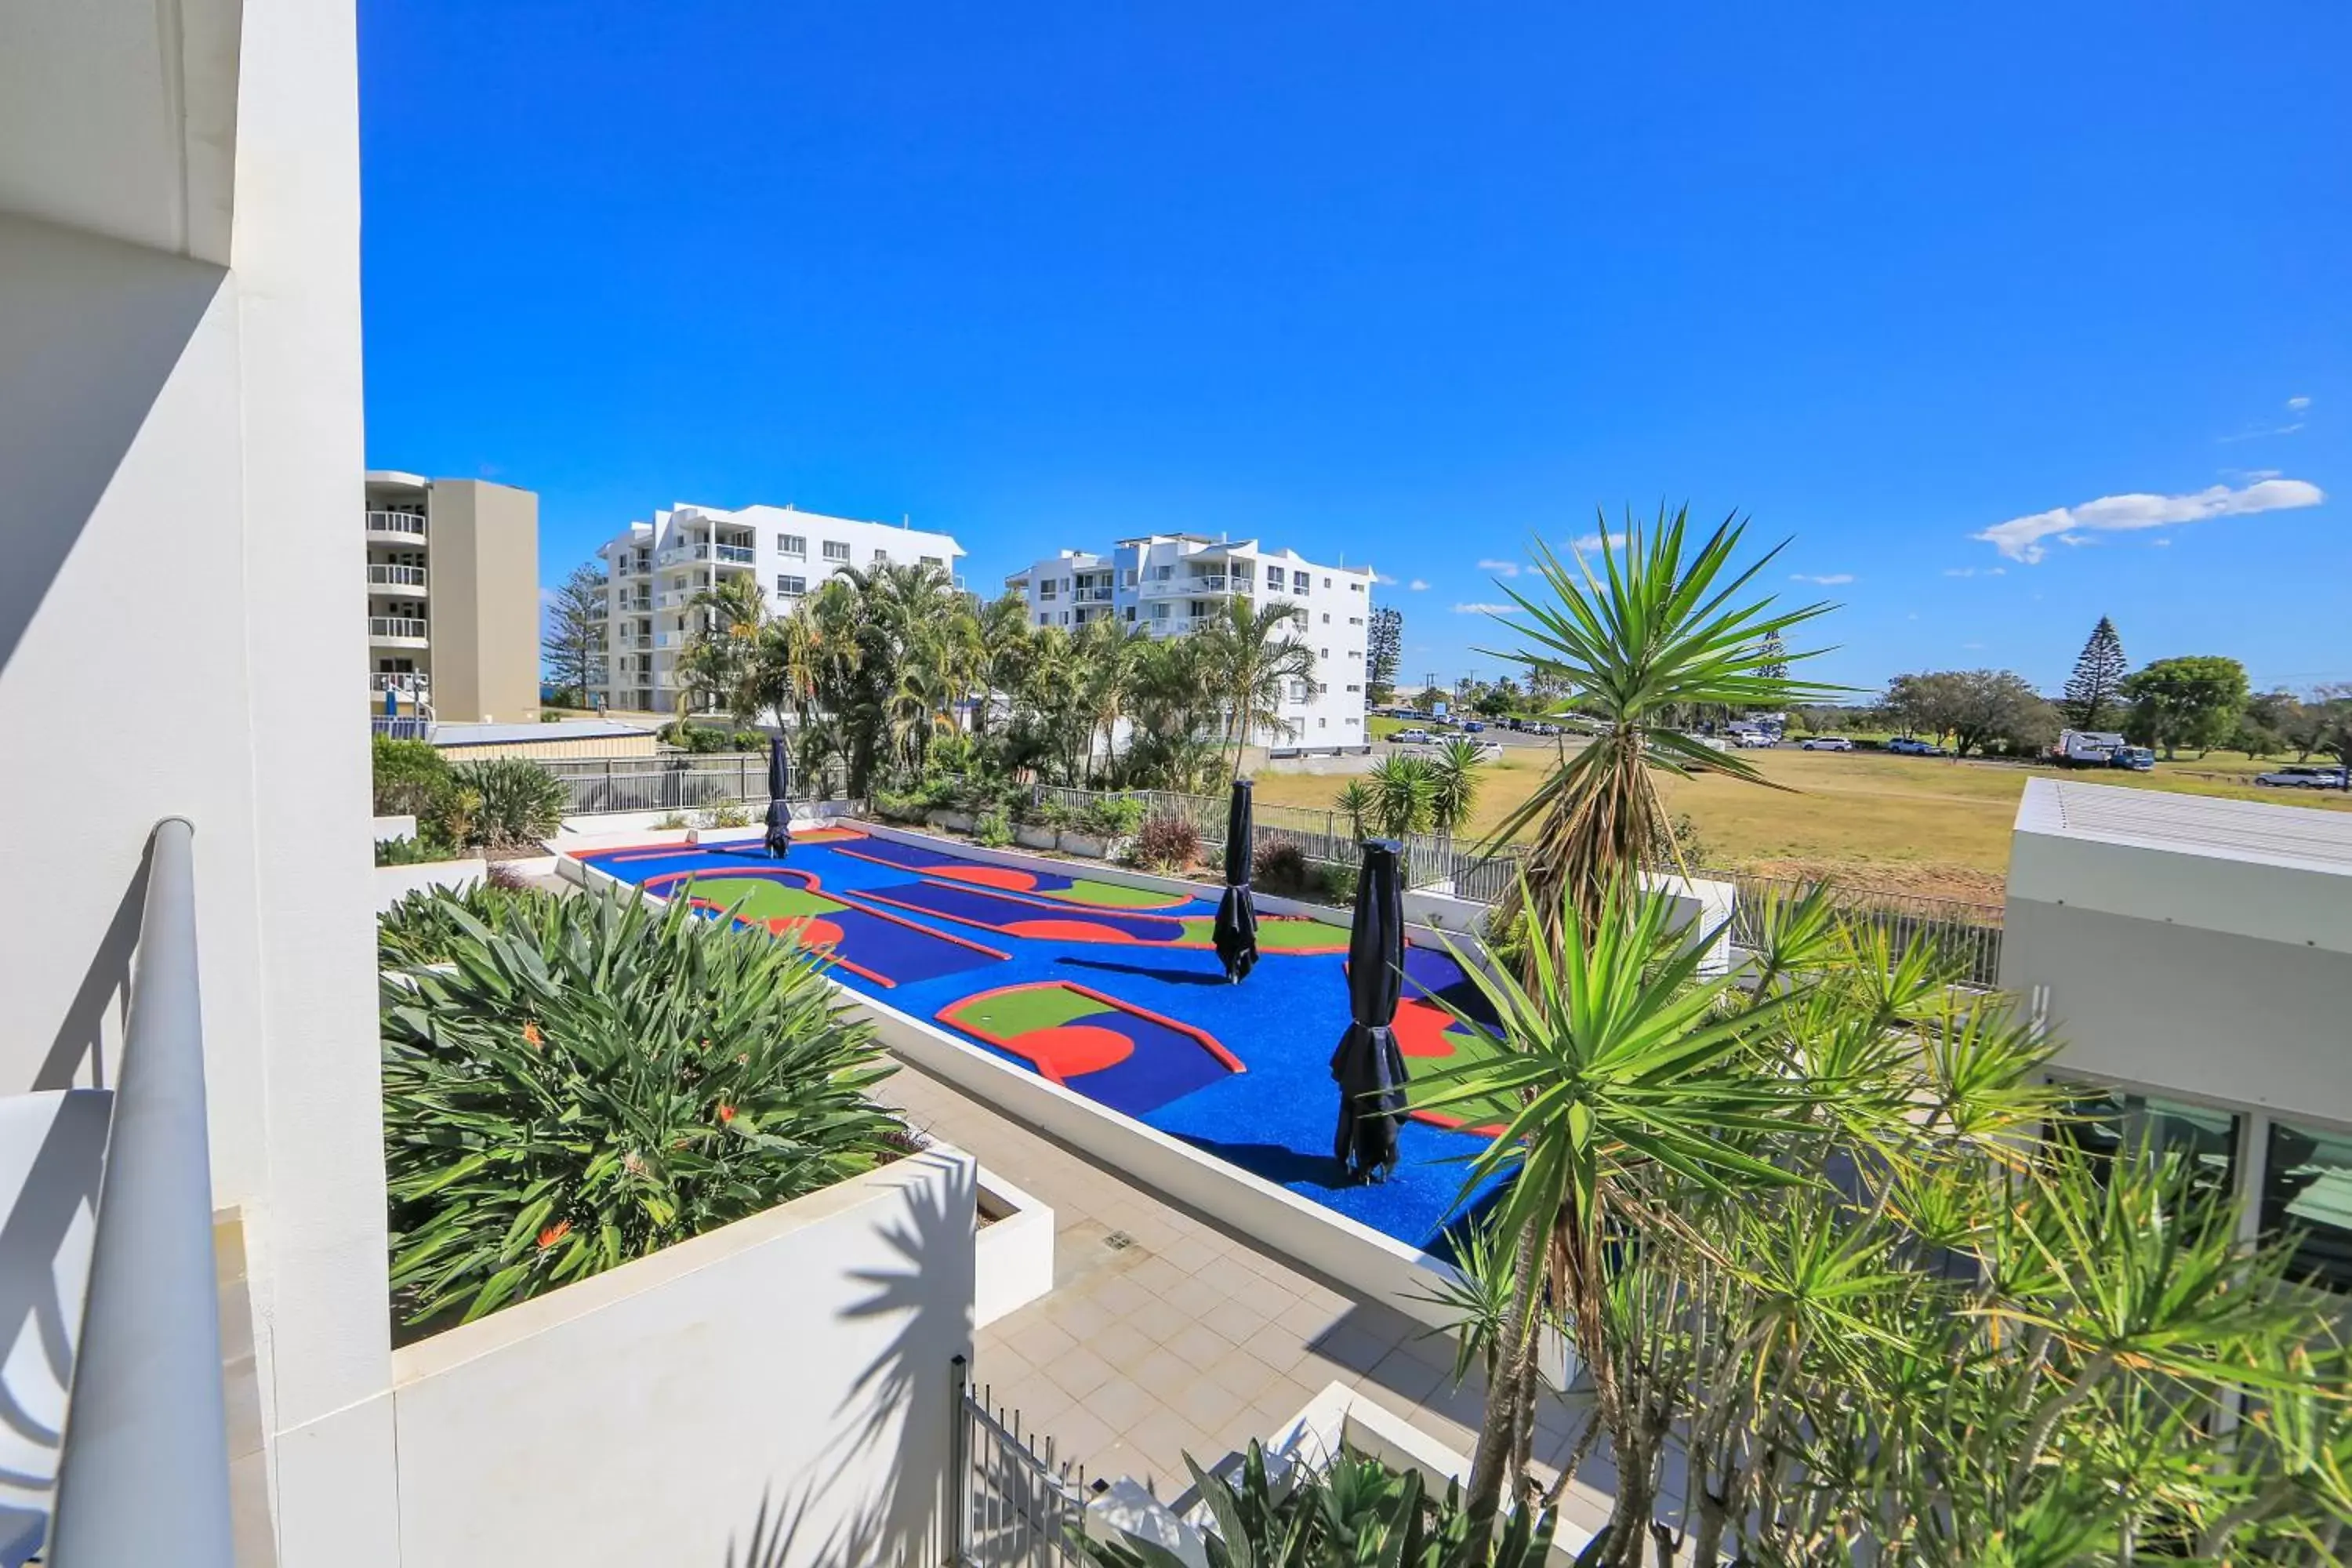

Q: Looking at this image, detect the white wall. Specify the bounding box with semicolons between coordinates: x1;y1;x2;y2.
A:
389;1147;977;1568
0;2;395;1561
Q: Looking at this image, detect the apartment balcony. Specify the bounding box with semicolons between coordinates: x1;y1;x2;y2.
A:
364;510;427;543
1142;574;1251;598
656;541;757;569
654;630;690;649
366;563;428;595
1073;586;1115;604
614;596;653;615
368;615;430;648
655;590;697;610
369;671;431;699
616;631;652;651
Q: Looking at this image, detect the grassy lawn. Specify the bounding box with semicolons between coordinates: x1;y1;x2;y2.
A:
1254;745;2350;905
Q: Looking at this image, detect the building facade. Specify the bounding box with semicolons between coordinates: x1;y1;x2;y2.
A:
592;503;964;713
365;472;540;724
1004;535;1374;748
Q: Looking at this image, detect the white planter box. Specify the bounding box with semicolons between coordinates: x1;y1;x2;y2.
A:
974;1166;1055;1329
1014;823;1060;851
1055;830;1130;860
928;808;975;834
390;1145;978;1568
374;856;485;911
373;813;418;842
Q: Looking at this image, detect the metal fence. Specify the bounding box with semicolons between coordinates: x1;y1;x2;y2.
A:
535;753;845;816
1020;780;2006;986
952;1356;1088;1568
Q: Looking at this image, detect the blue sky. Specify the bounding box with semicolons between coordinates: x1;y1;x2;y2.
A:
360;2;2347;695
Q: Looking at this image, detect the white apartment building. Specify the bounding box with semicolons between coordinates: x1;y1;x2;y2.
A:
1004;535;1375;749
593;503;965;713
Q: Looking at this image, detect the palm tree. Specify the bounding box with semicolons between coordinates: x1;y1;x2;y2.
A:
1332;779;1374;841
1366;753;1436;838
679;573;769;721
1426;737;1487;840
1203;599;1316;780
1481;506;1836;957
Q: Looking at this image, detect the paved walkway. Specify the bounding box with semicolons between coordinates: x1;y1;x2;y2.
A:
880;1063;1613;1537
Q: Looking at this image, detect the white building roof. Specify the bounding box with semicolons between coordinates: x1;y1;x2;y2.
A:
2016;777;2352;877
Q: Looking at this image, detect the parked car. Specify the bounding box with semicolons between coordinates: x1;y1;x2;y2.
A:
1461;720;1486;732
2255;764;2350;789
1389;728;1433;745
1732;731;1776;748
1526;721;1561;737
1886;736;1947;757
1800;736;1853;751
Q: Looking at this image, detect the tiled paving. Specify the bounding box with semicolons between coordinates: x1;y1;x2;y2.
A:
880;1061;1617;1534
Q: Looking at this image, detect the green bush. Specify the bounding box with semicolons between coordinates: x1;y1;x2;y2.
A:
448;759;566;852
374;835;446;867
377;880;557;968
1316;858;1359;906
973;806;1014;848
1252;840;1309;895
1078;795;1145;838
1134;811;1200;872
700;799;753;829
662;722;742;754
372;736;452;817
381;889;902;1327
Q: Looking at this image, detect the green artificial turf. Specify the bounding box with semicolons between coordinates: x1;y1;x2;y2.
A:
946;982;1098;1037
682;876;840;922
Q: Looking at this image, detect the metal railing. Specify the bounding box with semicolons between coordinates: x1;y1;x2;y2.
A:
1019;780;2007;985
364;509;426;538
952;1356;1087;1567
368;615;428;641
366;563;428;590
535;753;847;815
50;818;234;1566
368;672;430;696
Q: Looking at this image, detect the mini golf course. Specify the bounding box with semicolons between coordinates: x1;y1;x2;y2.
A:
568;827;1507;1250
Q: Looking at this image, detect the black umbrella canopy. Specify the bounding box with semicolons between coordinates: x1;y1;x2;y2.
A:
1212;779;1259;982
764;736;793;858
1330;838;1408;1183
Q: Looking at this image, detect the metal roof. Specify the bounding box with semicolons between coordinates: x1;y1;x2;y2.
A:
430;720;653;747
2016;776;2352;876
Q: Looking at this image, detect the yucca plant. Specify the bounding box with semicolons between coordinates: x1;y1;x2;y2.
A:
380;887;902;1328
1075;1442;1557;1567
1367;753;1437;838
447;757;568;851
377;879;557;968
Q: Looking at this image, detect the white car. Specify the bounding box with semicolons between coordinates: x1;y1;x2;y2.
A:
1800;736;1854;751
1390;728;1433;745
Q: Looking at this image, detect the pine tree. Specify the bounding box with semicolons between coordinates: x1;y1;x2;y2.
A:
1756;630;1790;682
1365;605;1403;702
2062;616;2128;728
542;561;608;709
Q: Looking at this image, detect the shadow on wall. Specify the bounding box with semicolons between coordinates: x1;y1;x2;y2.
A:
0;213;227;682
30;841;154;1096
0;1090;113;1566
714;1156;978;1568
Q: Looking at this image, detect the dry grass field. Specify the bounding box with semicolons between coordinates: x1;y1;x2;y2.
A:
1253;745;2351;906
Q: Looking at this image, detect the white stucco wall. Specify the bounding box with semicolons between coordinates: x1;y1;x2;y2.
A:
0;2;394;1562
388;1147;978;1568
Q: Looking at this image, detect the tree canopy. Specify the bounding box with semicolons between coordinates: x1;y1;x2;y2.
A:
1882;668;2059;757
2060;615;2129;728
2121;654;2250;759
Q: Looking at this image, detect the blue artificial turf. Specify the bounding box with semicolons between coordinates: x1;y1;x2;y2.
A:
576;833;1506;1250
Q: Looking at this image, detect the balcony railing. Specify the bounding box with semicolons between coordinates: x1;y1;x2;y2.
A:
369;672;431;696
1144;573;1250;597
368;616;429;641
49;818;234;1566
365;510;426;538
366;564;428;590
656;540;757;568
1073;586;1115;604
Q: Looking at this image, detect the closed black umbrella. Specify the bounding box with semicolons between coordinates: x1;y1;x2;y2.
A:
1212;779;1259;982
1330;838;1408;1184
764;735;793;858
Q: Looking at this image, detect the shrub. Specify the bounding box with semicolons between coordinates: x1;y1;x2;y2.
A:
374;835;445;867
376;880;557;968
1134;811;1200;872
1078;795;1145;838
1316;858;1359;906
652;811;691;830
381;888;901;1327
700;799;753;829
973;807;1014;848
1252;840;1309;895
448;759;567;852
732;728;768;752
372;736;452;817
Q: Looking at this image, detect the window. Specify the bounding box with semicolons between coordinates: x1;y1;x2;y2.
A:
778;533;807;557
822;540;851;563
1348;650;1362;660
1345;684;1361;694
776;575;808;597
1124;606;1137;622
1349;580;1365;593
1320;648;1330;659
920;555;944;569
1322;613;1331;623
2049;1083;2242;1211
1319;718;1327;729
873;548;889;563
1323;576;1332;587
1038;579;1058;600
1265;566;1286;590
1151;603;1170;621
2262;1118;2352;1294
1349;616;1363;626
1123;568;1138;587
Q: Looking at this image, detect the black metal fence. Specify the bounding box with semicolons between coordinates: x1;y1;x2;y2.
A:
952;1356;1088;1567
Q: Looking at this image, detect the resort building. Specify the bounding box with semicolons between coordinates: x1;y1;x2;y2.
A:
2002;778;2352;1289
1004;535;1375;748
593;503;964;713
365;471;541;723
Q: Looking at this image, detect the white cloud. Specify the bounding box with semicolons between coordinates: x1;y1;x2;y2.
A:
2150;538;2172;548
1962;641;1985;650
1942;566;2006;578
1570;531;1624;554
1407;579;1430;592
2287;394;2312;412
1790;572;1853;586
1454;601;1518;615
1973;477;2326;564
1475;558;1522;578
1372;571;1398;586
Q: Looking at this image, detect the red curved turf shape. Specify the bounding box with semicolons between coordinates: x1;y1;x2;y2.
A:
1006;918;1141;944
765;915;846;948
1390;996;1466;1058
931;864;1040;892
1013;1023;1138;1082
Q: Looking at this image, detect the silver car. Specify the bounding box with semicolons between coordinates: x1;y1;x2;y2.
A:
1800;736;1854;752
2255;764;2349;789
